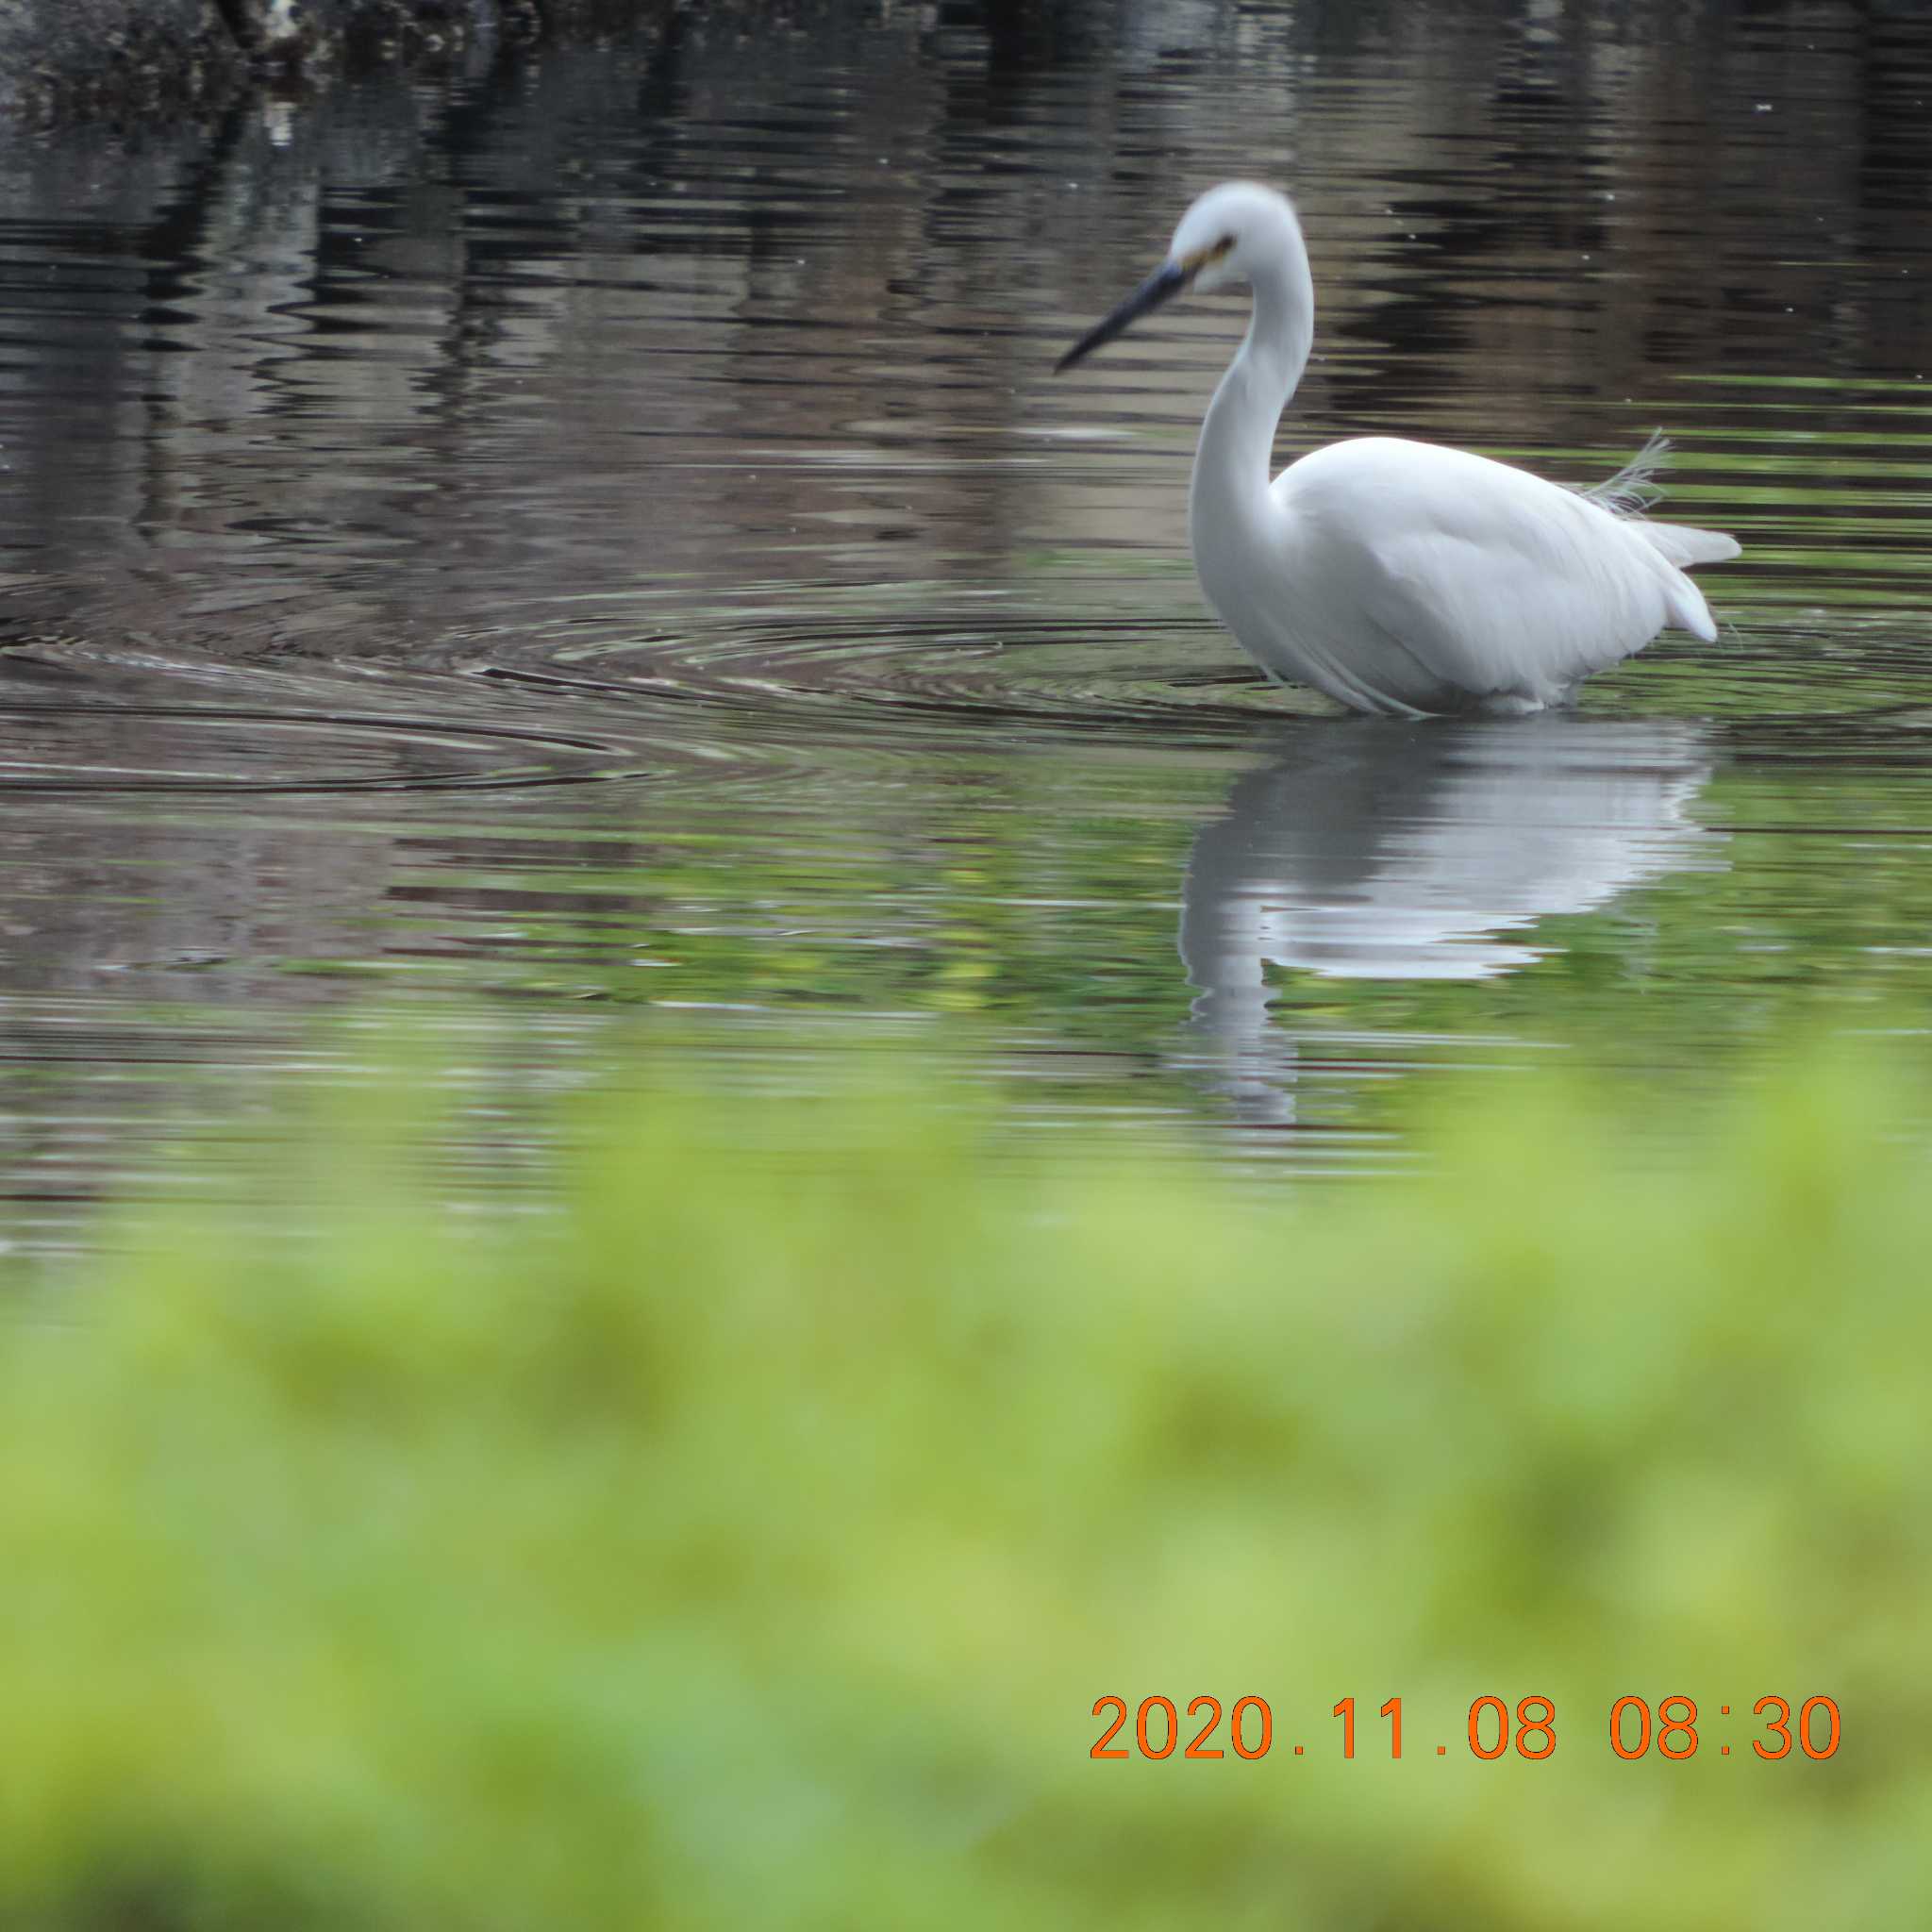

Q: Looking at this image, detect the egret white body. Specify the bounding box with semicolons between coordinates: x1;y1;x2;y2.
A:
1058;183;1740;717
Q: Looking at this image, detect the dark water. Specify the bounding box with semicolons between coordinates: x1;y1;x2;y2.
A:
1;0;1930;1242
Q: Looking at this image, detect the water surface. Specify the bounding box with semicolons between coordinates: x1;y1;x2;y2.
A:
1;0;1930;1243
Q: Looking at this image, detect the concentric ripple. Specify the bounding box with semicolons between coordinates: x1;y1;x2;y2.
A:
0;640;666;796
469;604;1318;751
10;598;1932;804
0;700;635;795
458;594;1932;761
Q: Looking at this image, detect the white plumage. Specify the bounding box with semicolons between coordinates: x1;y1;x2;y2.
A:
1058;182;1740;718
1179;718;1723;993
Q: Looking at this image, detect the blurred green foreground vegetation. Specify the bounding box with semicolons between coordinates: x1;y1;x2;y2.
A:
0;1045;1925;1930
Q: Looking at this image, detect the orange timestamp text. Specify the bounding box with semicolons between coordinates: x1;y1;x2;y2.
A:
1091;1693;1841;1762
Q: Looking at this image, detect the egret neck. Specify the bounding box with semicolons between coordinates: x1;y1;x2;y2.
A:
1189;243;1313;563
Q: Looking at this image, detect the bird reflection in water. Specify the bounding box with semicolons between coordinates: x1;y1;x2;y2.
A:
1176;718;1725;1124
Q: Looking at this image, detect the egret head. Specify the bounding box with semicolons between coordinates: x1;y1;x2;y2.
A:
1056;182;1303;373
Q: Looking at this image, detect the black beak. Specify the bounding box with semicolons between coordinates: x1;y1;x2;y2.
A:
1055;261;1190;373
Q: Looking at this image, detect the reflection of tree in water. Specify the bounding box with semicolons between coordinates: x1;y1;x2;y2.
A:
3;0;1926;651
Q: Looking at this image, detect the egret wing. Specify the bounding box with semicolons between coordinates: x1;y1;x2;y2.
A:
1281;440;1684;706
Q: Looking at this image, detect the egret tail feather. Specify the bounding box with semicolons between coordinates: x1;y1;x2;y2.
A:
1660;572;1719;643
1632;522;1742;569
1582;428;1671;517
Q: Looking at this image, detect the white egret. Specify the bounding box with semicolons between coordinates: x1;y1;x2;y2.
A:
1057;182;1740;717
